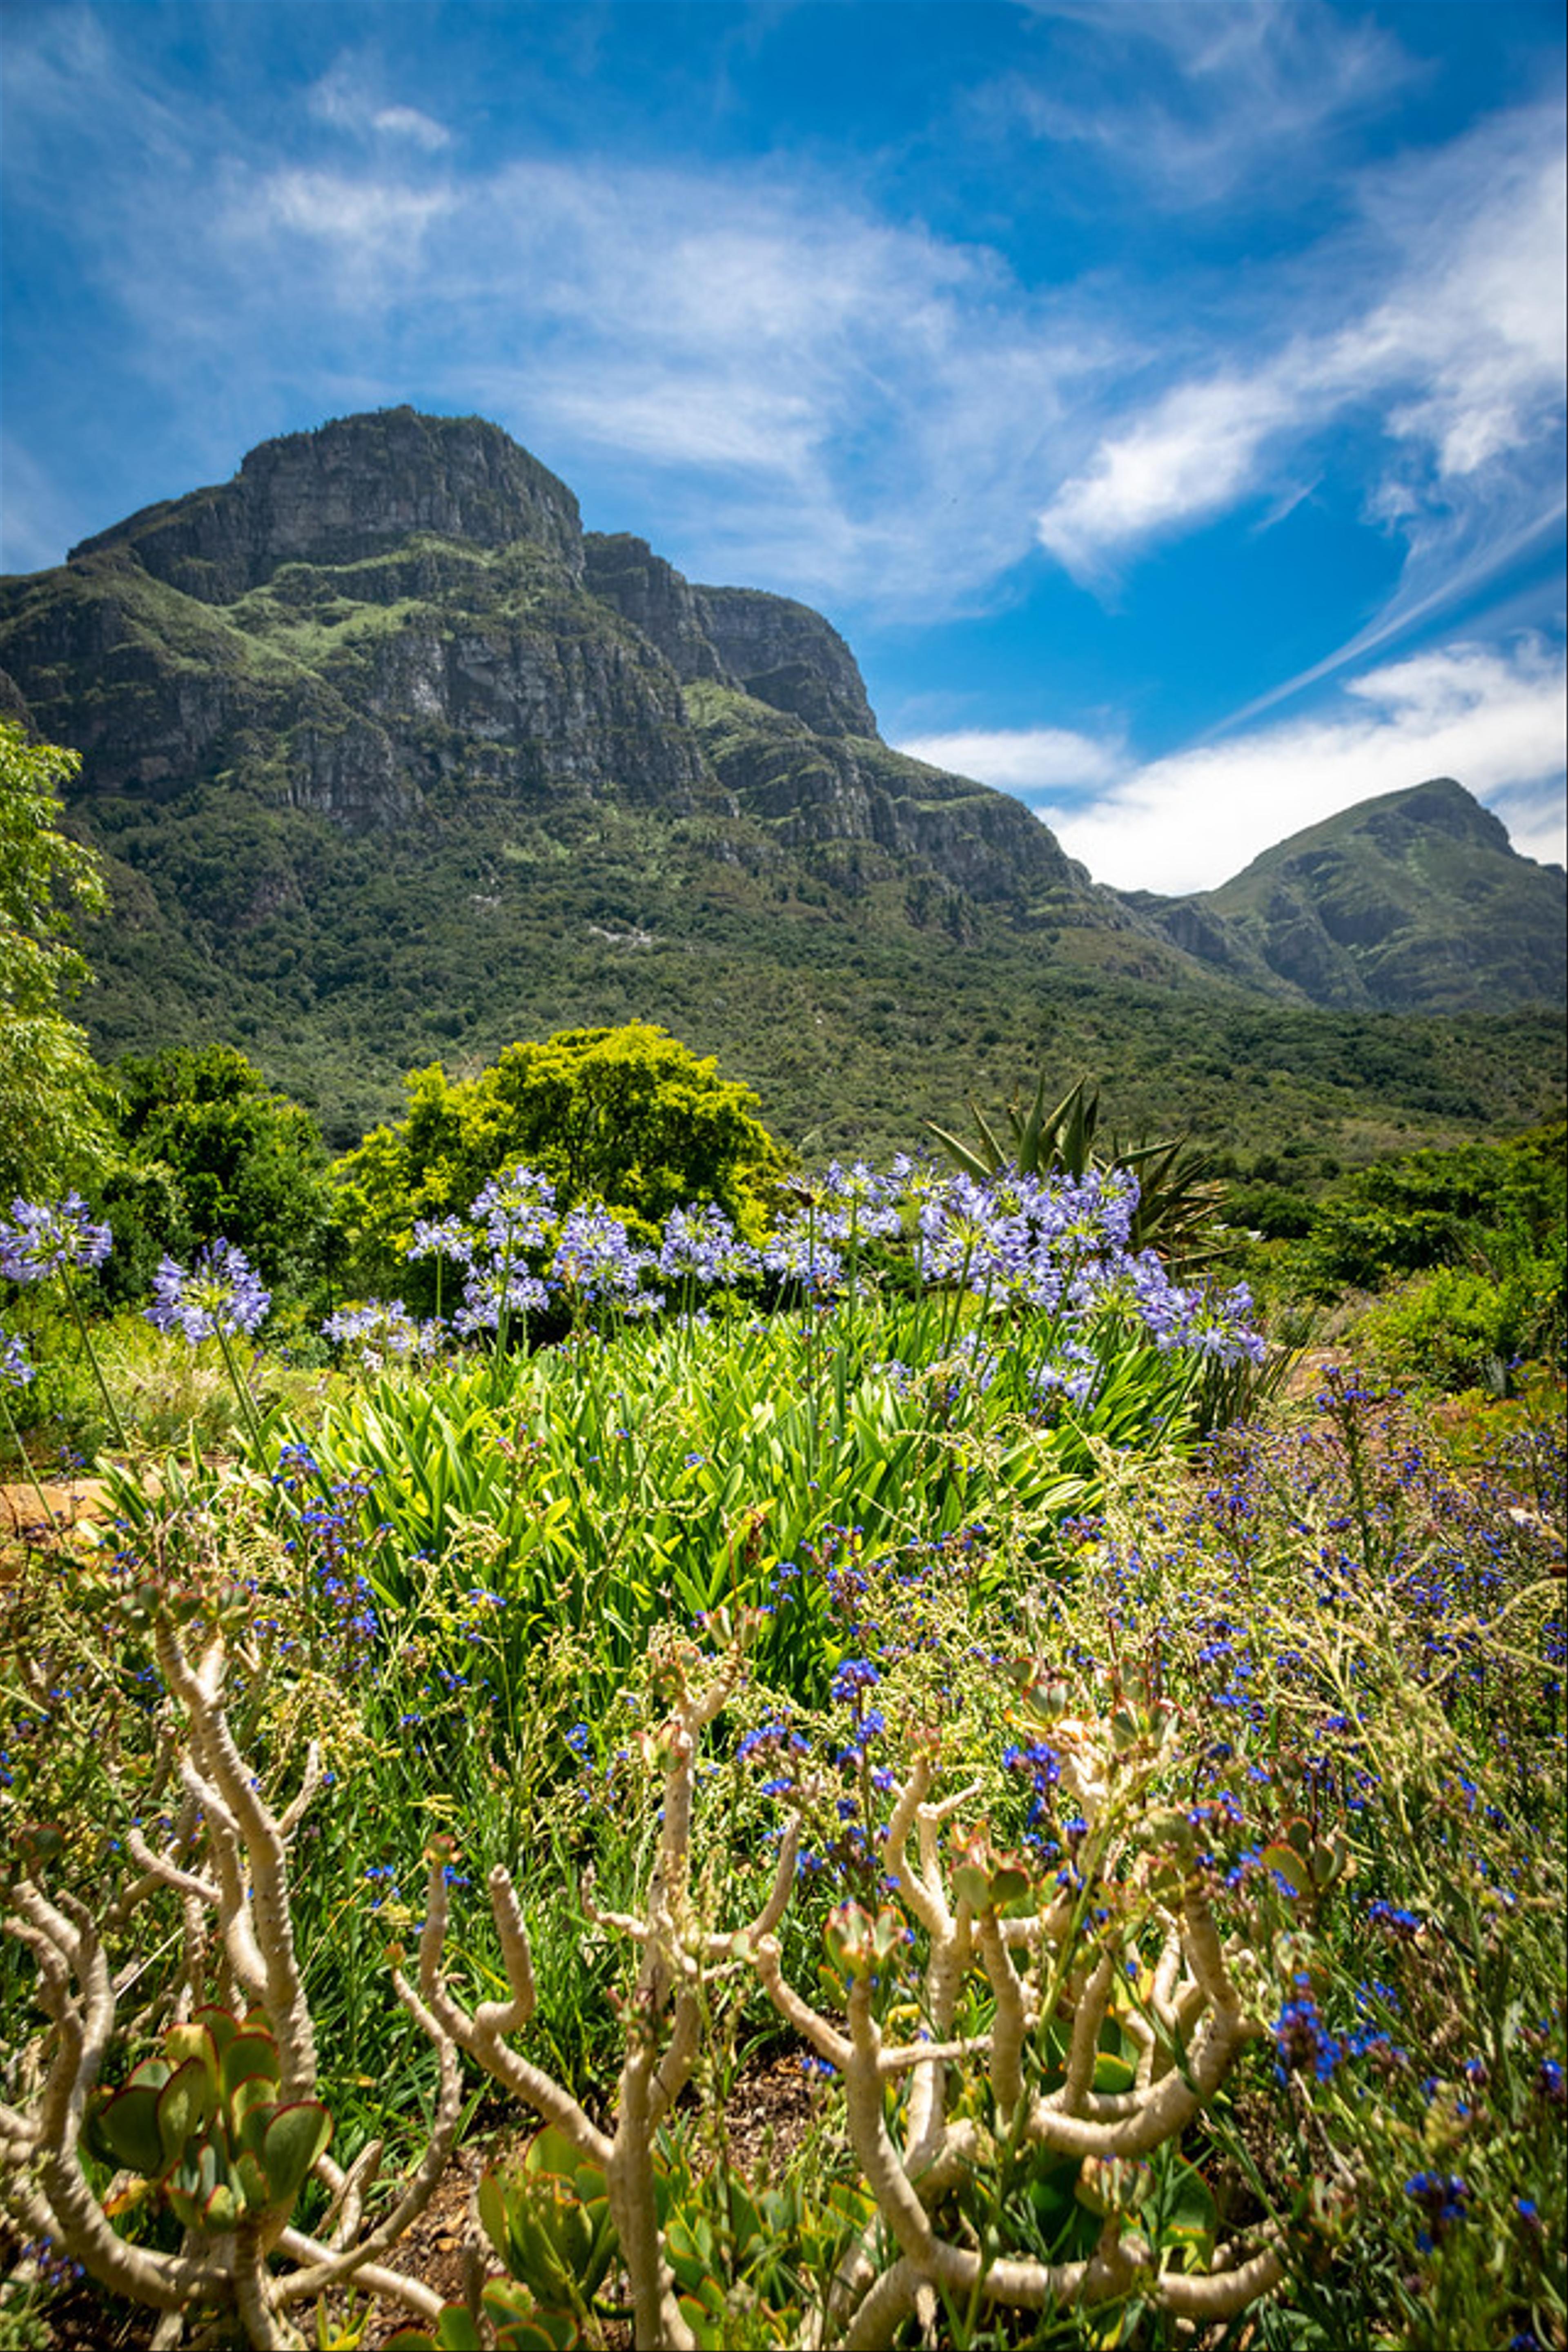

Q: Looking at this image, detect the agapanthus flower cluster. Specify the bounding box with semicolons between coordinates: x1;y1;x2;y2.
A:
551;1207;654;1307
472;1166;557;1256
813;1161;904;1245
145;1239;271;1341
0;1193;112;1283
657;1203;760;1288
405;1216;475;1266
322;1298;439;1370
0;1325;34;1389
764;1220;844;1292
448;1166;559;1334
891;1163;1265;1363
453;1264;552;1336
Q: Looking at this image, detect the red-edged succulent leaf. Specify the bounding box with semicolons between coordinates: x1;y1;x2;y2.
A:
156;2055;216;2169
259;2099;333;2209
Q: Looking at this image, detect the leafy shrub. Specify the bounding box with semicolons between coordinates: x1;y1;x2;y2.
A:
1355;1254;1564;1394
102;1042;337;1308
334;1024;786;1295
1285;1125;1565;1299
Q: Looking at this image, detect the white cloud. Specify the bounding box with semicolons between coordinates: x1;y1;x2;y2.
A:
1007;2;1412;208
895;725;1124;794
306;58;451;150
207;150;1105;609
1026;636;1566;893
1036;368;1304;580
0;7;1559;660
1036;106;1566;586
257;169;455;262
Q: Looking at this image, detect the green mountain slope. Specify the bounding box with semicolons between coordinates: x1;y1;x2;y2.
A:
1136;778;1565;1010
0;408;1561;1162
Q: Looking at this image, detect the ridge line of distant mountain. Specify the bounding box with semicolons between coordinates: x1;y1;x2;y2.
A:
1;403;1561;1021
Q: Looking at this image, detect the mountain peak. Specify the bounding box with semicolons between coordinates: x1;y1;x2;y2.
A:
69;408;584;600
1162;773;1565;1009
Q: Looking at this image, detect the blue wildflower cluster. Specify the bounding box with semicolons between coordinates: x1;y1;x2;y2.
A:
270;1441;383;1668
1404;2169;1471;2250
146;1239;271;1342
0;1193;112;1283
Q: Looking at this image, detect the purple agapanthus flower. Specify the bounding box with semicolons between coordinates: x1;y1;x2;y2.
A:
323;1298;439;1368
470;1166;556;1256
0;1326;34;1388
405;1216;475;1266
764;1219;843;1290
453;1266;552;1335
815;1161;903;1243
145;1240;271;1341
551;1207;651;1304
658;1203;760;1287
0;1193;112;1283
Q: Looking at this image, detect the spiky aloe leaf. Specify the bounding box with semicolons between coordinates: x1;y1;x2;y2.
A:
259;2099;333;2211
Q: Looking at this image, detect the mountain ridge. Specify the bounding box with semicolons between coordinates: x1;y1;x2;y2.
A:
0;407;1561;1152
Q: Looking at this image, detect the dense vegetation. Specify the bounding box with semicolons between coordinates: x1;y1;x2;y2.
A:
1;726;1563;2349
71;780;1565;1165
1;1149;1562;2349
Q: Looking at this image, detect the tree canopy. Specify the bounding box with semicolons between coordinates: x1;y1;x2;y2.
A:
336;1023;786;1288
102;1042;336;1305
0;720;113;1204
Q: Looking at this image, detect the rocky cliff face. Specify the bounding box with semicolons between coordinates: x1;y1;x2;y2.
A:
1;408;1558;1038
2;409;1076;902
70;409;584;601
695;586;876;737
582;534;728;685
582;535;878;736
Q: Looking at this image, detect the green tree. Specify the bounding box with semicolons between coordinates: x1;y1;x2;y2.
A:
103;1043;337;1306
336;1024;786;1289
0;721;113;1202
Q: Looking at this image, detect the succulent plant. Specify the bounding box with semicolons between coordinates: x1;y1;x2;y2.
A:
86;2004;333;2234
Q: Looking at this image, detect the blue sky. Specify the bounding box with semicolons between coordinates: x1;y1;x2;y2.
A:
2;0;1563;892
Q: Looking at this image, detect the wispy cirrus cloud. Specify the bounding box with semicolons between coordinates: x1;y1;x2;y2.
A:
1;0;1561;687
305;57;452;151
897;724;1124;797
917;635;1566;894
1036;102;1566;614
1005;0;1413;207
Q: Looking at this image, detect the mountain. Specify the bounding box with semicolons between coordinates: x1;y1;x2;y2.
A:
1132;780;1566;1011
0;408;1561;1159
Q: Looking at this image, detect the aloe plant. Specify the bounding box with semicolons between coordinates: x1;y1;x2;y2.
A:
927;1071;1228;1274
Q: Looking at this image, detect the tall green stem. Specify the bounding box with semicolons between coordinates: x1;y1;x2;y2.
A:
1;1392;60;1534
214;1325;265;1457
60;1267;128;1451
